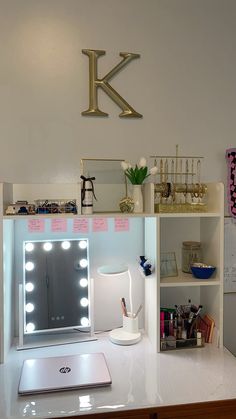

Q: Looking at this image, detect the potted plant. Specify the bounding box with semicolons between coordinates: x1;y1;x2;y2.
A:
121;158;157;212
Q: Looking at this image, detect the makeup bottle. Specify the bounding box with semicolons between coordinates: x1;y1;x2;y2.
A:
160;333;166;350
169;312;174;336
181;329;187;340
197;331;202;346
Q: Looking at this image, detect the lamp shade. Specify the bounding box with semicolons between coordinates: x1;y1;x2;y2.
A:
97;264;128;276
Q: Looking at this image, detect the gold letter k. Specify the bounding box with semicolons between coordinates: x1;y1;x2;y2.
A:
81;49;142;118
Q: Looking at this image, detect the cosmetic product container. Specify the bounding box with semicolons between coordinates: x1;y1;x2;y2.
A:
182;241;202;273
197;331;202;346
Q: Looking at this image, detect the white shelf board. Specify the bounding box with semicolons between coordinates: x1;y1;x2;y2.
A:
3;212;157;220
3;212;221;220
3;214;78;220
160;272;220;287
159;212;221;218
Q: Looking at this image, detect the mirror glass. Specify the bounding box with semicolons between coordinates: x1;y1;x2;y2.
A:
81;158;127;212
23;239;89;334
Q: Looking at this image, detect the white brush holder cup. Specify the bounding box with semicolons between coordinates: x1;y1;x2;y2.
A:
109;314;141;346
123;314;139;333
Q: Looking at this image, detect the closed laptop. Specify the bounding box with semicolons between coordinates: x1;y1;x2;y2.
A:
18;352;112;395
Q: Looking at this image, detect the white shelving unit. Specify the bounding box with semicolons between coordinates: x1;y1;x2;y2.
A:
144;182;224;352
0;182;224;362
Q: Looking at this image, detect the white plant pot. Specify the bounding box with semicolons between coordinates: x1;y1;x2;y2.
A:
132;185;143;213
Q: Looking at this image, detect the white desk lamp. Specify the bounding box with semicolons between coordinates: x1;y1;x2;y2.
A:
97;264;141;345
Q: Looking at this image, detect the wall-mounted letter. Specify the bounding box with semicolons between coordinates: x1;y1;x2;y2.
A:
81;49;142;118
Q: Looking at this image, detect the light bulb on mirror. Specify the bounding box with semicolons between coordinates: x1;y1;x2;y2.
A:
61;241;71;250
25;242;34;252
25;303;35;313
43;242;53;252
80;317;89;327
25;262;35;272
79;240;87;249
80;297;89;307
79;278;88;287
26;322;35;333
79;259;88;268
25;282;34;292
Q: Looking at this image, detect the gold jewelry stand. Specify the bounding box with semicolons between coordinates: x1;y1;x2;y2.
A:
150;146;207;213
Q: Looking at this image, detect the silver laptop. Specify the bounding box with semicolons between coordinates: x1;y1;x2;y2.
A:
18;352;112;395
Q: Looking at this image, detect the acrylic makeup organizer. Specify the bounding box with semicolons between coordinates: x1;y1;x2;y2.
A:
160;316;205;351
160;303;206;352
150;146;207;213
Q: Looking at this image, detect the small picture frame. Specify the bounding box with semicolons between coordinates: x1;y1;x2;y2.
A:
160;252;178;278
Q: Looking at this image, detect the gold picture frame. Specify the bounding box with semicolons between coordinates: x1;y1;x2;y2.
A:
80;158;127;213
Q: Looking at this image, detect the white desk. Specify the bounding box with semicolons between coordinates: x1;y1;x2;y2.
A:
1;334;236;418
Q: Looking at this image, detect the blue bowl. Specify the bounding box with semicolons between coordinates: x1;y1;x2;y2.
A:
191;263;216;279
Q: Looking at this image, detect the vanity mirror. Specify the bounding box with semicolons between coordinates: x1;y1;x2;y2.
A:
23;239;90;336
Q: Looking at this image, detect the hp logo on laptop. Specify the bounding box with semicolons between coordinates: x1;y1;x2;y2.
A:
59;366;71;374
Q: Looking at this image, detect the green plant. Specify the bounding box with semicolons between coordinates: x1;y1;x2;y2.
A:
121;157;157;185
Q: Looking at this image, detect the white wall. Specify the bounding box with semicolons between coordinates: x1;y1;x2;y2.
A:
0;0;236;186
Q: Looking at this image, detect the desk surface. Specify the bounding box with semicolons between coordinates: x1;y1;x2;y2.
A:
1;334;236;418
